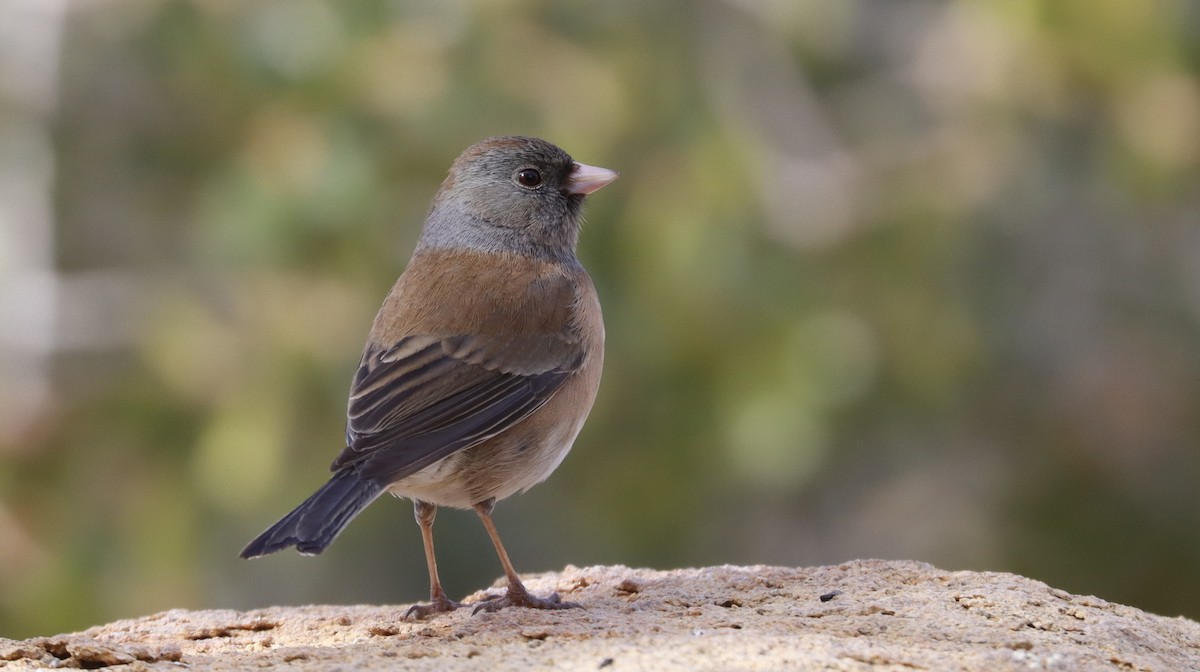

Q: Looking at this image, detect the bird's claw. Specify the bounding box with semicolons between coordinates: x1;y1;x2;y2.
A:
404;596;465;620
472;588;581;615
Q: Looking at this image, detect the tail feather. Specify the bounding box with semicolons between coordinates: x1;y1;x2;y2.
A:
240;469;385;559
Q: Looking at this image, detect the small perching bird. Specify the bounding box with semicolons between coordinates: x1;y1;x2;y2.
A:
240;136;618;618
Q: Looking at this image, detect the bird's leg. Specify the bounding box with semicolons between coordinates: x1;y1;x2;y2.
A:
404;500;465;619
471;498;581;614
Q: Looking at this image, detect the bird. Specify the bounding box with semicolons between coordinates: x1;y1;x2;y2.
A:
240;136;617;618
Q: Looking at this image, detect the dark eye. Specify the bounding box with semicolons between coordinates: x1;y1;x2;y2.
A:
516;168;542;188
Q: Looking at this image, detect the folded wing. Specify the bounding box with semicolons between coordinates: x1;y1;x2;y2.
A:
334;331;585;485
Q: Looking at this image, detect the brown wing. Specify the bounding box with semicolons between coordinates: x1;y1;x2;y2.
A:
333;331;585;485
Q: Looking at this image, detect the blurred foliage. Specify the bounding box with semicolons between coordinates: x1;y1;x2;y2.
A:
2;0;1200;639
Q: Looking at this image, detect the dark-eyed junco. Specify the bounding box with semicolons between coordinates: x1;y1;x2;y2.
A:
241;136;617;618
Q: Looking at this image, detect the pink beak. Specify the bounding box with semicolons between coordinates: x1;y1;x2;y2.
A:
565;161;619;195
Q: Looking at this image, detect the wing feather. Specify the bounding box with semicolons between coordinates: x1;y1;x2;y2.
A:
332;333;582;485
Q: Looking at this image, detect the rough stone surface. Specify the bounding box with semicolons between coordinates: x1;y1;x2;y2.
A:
3;561;1199;670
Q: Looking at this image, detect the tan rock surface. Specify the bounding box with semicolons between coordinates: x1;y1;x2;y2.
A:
3;560;1199;671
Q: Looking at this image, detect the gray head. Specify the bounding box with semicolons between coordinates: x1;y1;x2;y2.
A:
417;136;618;260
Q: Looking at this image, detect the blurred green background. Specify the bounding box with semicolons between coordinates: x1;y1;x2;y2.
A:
2;0;1199;639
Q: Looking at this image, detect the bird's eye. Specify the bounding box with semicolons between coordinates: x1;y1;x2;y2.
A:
516;168;543;188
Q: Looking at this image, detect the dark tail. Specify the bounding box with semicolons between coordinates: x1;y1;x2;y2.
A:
240;469;385;559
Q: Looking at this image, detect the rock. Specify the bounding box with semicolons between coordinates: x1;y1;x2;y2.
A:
2;561;1198;670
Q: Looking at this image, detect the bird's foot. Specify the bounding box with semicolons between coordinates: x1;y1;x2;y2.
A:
472;583;581;614
404;595;465;620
